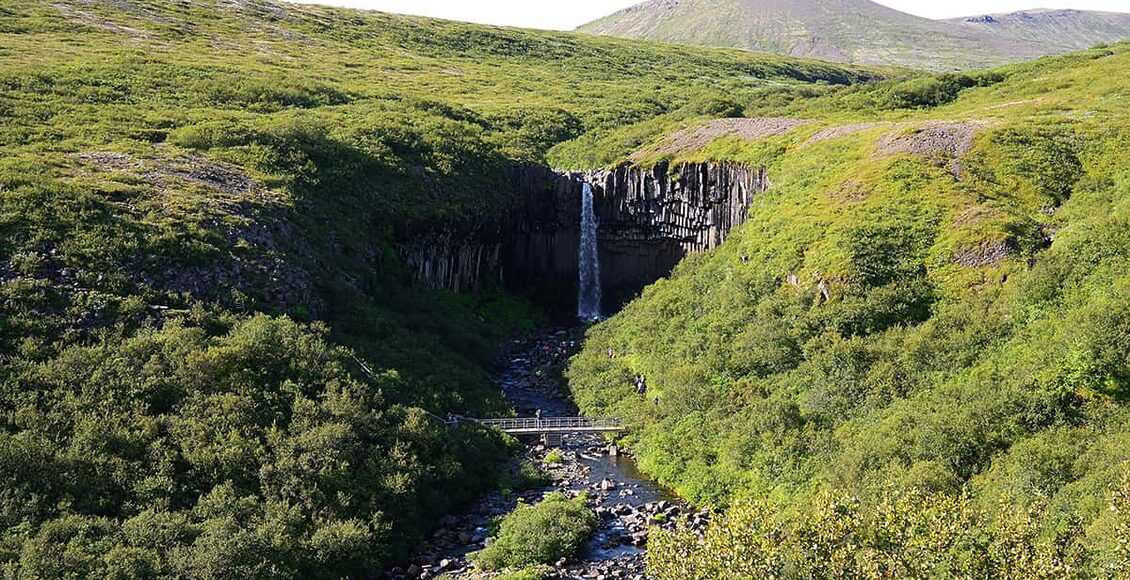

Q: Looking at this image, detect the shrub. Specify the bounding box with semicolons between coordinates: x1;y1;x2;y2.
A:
876;72;1002;110
648;487;1098;579
695;97;745;118
470;493;597;571
504;460;551;494
1113;468;1130;577
543;449;565;466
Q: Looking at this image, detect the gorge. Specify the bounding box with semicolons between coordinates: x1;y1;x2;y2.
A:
9;0;1130;576
400;162;770;313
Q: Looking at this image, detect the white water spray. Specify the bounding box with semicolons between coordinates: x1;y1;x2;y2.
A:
577;182;602;321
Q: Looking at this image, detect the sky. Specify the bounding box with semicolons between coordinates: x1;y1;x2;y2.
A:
285;0;1130;29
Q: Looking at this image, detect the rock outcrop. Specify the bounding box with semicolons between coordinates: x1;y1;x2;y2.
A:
580;162;767;306
401;161;768;312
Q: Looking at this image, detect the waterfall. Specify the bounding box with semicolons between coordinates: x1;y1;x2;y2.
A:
577;182;602;321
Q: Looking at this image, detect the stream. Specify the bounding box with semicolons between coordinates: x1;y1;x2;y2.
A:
386;328;710;580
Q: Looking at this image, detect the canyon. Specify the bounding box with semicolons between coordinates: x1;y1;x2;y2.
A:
400;162;769;311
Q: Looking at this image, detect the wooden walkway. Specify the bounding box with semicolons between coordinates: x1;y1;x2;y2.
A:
475;417;622;435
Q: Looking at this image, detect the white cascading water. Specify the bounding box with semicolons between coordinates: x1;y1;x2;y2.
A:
577;182;602;321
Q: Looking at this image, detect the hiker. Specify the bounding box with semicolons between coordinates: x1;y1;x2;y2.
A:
653;396;660;406
535;408;543;427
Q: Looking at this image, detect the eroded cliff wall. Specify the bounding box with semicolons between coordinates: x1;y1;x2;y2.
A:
585;162;768;306
400;161;768;311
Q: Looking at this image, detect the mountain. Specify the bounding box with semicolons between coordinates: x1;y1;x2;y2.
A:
949;8;1130;53
577;0;1130;69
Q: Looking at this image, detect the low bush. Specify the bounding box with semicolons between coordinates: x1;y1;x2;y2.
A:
543;449;565;466
470;493;597;571
648;474;1130;579
502;460;551;495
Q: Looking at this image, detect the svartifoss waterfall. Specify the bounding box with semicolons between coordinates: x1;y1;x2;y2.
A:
577;182;602;320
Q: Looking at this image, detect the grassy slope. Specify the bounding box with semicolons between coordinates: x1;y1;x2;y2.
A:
0;0;876;577
567;43;1130;564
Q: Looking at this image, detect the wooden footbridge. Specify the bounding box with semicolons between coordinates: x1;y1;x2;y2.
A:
474;417;623;436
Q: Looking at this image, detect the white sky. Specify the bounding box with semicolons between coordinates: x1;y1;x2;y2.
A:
285;0;1130;29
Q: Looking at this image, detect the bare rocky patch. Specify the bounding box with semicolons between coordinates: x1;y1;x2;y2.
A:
804;122;888;145
633;117;809;161
874;121;989;178
75;150;267;201
52;2;151;38
954;239;1014;268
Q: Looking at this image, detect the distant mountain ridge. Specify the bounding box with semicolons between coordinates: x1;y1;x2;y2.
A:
948;8;1130;54
577;0;1130;69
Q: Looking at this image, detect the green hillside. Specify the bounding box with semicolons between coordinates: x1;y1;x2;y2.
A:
0;0;873;577
7;0;1130;576
566;43;1130;574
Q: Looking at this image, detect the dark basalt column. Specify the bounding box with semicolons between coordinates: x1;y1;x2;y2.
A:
585;162;768;307
400;161;768;313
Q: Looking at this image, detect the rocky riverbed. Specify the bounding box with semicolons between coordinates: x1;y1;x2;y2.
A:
385;329;711;580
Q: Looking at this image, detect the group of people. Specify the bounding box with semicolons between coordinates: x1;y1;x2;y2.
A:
633;373;648;395
634;373;660;405
534;336;575;366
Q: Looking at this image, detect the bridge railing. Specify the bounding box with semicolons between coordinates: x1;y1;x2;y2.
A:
476;417;622;432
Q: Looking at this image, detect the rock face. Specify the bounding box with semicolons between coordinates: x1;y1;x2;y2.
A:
399;164;559;295
400;161;767;312
583;162;767;307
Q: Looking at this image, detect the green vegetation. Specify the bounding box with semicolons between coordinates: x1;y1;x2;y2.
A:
470;493;598;572
567;43;1130;570
649;473;1130;579
543;449;565;466
501;460;551;498
493;565;554;580
0;0;877;576
6;0;1129;574
2;315;514;578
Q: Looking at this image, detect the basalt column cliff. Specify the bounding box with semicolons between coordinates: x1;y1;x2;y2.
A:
403;162;768;311
582;162;767;307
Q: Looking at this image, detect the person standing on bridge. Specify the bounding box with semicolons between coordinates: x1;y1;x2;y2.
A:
535;408;542;428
